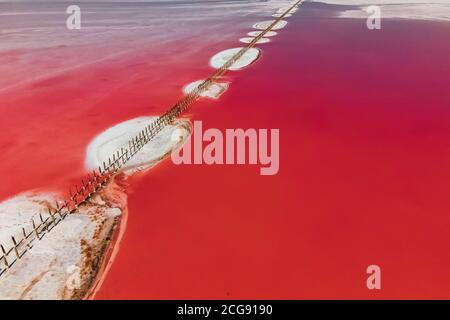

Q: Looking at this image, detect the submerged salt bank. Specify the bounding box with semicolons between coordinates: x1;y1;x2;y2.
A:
312;0;450;21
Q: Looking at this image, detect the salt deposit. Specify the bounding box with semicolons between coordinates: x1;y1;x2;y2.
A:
248;30;278;37
253;20;288;30
0;185;125;300
277;7;298;14
273;13;292;18
210;48;261;71
183;80;229;99
85;116;191;175
312;0;450;22
239;37;271;44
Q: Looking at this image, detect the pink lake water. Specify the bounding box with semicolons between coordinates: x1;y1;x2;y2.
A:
0;1;449;299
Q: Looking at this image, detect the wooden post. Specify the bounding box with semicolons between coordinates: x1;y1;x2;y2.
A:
11;236;19;259
49;208;56;225
39;213;48;232
0;245;8;268
32;219;40;239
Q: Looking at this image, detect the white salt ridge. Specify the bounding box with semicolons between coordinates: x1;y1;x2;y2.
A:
273;13;292;18
277;7;298;14
253;20;288;30
239;37;271;44
0;191;122;300
209;48;261;71
248;30;278;37
85;116;191;175
183;80;229;99
0;193;57;247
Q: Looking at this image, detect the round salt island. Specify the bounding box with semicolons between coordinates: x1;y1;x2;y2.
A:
239;37;271;44
183;80;229;99
277;7;298;14
248;30;277;37
272;13;292;18
253;20;288;31
85;117;191;175
209;48;260;71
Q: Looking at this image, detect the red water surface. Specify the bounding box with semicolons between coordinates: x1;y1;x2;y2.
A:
94;16;450;299
1;11;450;299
